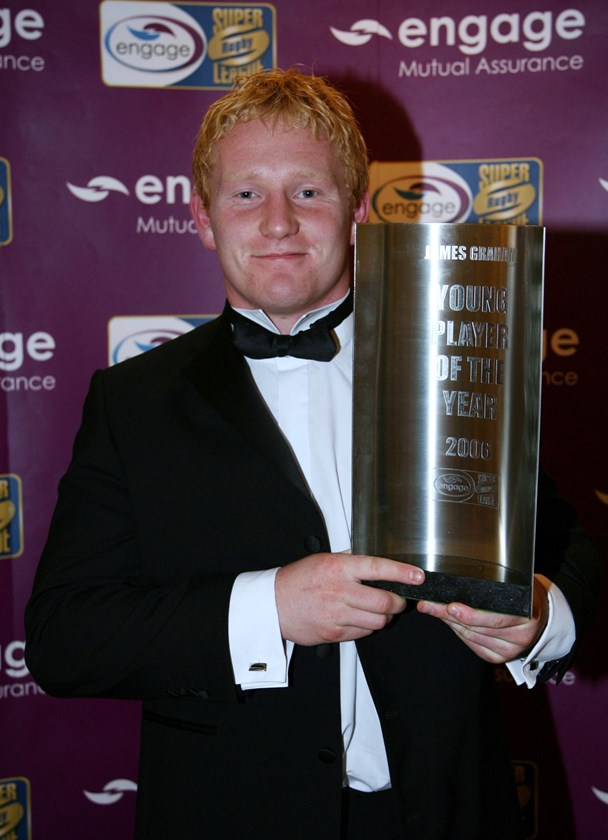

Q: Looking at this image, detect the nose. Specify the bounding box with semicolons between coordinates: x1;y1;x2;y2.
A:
259;191;299;239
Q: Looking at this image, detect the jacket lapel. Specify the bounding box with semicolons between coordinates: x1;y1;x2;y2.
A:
182;312;314;502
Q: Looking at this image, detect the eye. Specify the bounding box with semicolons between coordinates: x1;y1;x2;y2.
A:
237;190;256;199
299;189;318;199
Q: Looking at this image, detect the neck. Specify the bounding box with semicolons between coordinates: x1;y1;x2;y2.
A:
270;312;305;335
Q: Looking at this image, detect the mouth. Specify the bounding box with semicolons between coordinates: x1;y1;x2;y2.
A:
254;251;307;261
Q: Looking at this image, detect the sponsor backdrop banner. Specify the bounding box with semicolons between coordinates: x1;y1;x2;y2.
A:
1;1;606;836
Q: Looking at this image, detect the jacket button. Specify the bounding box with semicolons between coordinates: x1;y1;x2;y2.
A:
304;535;323;553
315;644;334;659
318;748;337;764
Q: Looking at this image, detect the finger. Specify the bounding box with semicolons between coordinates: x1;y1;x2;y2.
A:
447;603;530;630
418;601;539;650
352;555;425;587
345;580;408;618
445;620;522;649
344;605;400;633
428;615;526;662
453;636;515;664
418;600;527;631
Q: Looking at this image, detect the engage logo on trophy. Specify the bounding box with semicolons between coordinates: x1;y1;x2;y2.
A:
0;475;23;560
100;1;276;89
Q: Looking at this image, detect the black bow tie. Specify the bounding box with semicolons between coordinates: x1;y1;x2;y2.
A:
227;292;353;362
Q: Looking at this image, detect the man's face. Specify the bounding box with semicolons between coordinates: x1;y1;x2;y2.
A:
191;118;369;332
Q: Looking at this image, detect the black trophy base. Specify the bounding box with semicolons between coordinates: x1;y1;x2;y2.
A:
363;555;532;617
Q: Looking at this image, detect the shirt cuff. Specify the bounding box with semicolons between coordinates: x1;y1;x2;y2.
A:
506;575;576;688
228;568;294;689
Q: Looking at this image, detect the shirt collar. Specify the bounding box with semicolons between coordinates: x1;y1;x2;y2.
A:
232;290;353;345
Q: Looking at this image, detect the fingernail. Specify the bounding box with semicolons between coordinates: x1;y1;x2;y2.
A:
411;570;425;584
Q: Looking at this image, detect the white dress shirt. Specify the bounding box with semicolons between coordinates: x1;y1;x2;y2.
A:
227;296;575;791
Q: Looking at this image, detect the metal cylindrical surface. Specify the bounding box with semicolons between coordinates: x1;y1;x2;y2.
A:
352;223;545;615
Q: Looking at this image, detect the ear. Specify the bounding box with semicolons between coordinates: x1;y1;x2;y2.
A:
190;190;217;251
350;190;370;245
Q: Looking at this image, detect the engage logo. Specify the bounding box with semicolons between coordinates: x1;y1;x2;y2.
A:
331;9;586;55
108;315;215;365
0;6;45;73
102;4;207;84
370;162;472;223
433;468;498;508
66;172;199;234
0;330;57;393
433;471;476;502
0;640;46;701
66;172;190;205
0;641;28;680
331;11;588;80
101;1;276;89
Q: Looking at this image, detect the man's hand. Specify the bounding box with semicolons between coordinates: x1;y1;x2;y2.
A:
275;553;425;646
416;575;550;664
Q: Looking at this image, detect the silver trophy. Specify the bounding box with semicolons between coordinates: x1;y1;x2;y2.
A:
352;223;545;616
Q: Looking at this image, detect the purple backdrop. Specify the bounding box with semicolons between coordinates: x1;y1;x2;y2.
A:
1;1;606;837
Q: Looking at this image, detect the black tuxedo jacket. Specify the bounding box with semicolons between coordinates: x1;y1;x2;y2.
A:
25;311;601;839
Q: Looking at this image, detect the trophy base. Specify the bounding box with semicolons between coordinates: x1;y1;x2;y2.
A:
364;554;532;617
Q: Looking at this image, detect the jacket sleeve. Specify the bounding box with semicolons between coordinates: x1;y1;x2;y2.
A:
24;369;240;704
534;468;604;682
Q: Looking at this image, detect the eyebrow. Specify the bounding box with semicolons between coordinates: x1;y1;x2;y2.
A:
221;165;339;184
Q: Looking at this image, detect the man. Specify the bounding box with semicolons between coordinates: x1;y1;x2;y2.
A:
25;69;601;839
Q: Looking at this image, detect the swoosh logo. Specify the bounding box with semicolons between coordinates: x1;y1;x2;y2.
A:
66;176;130;202
599;178;608;192
83;778;137;805
128;23;174;41
592;786;608;805
111;328;185;364
330;19;392;46
394;182;441;200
